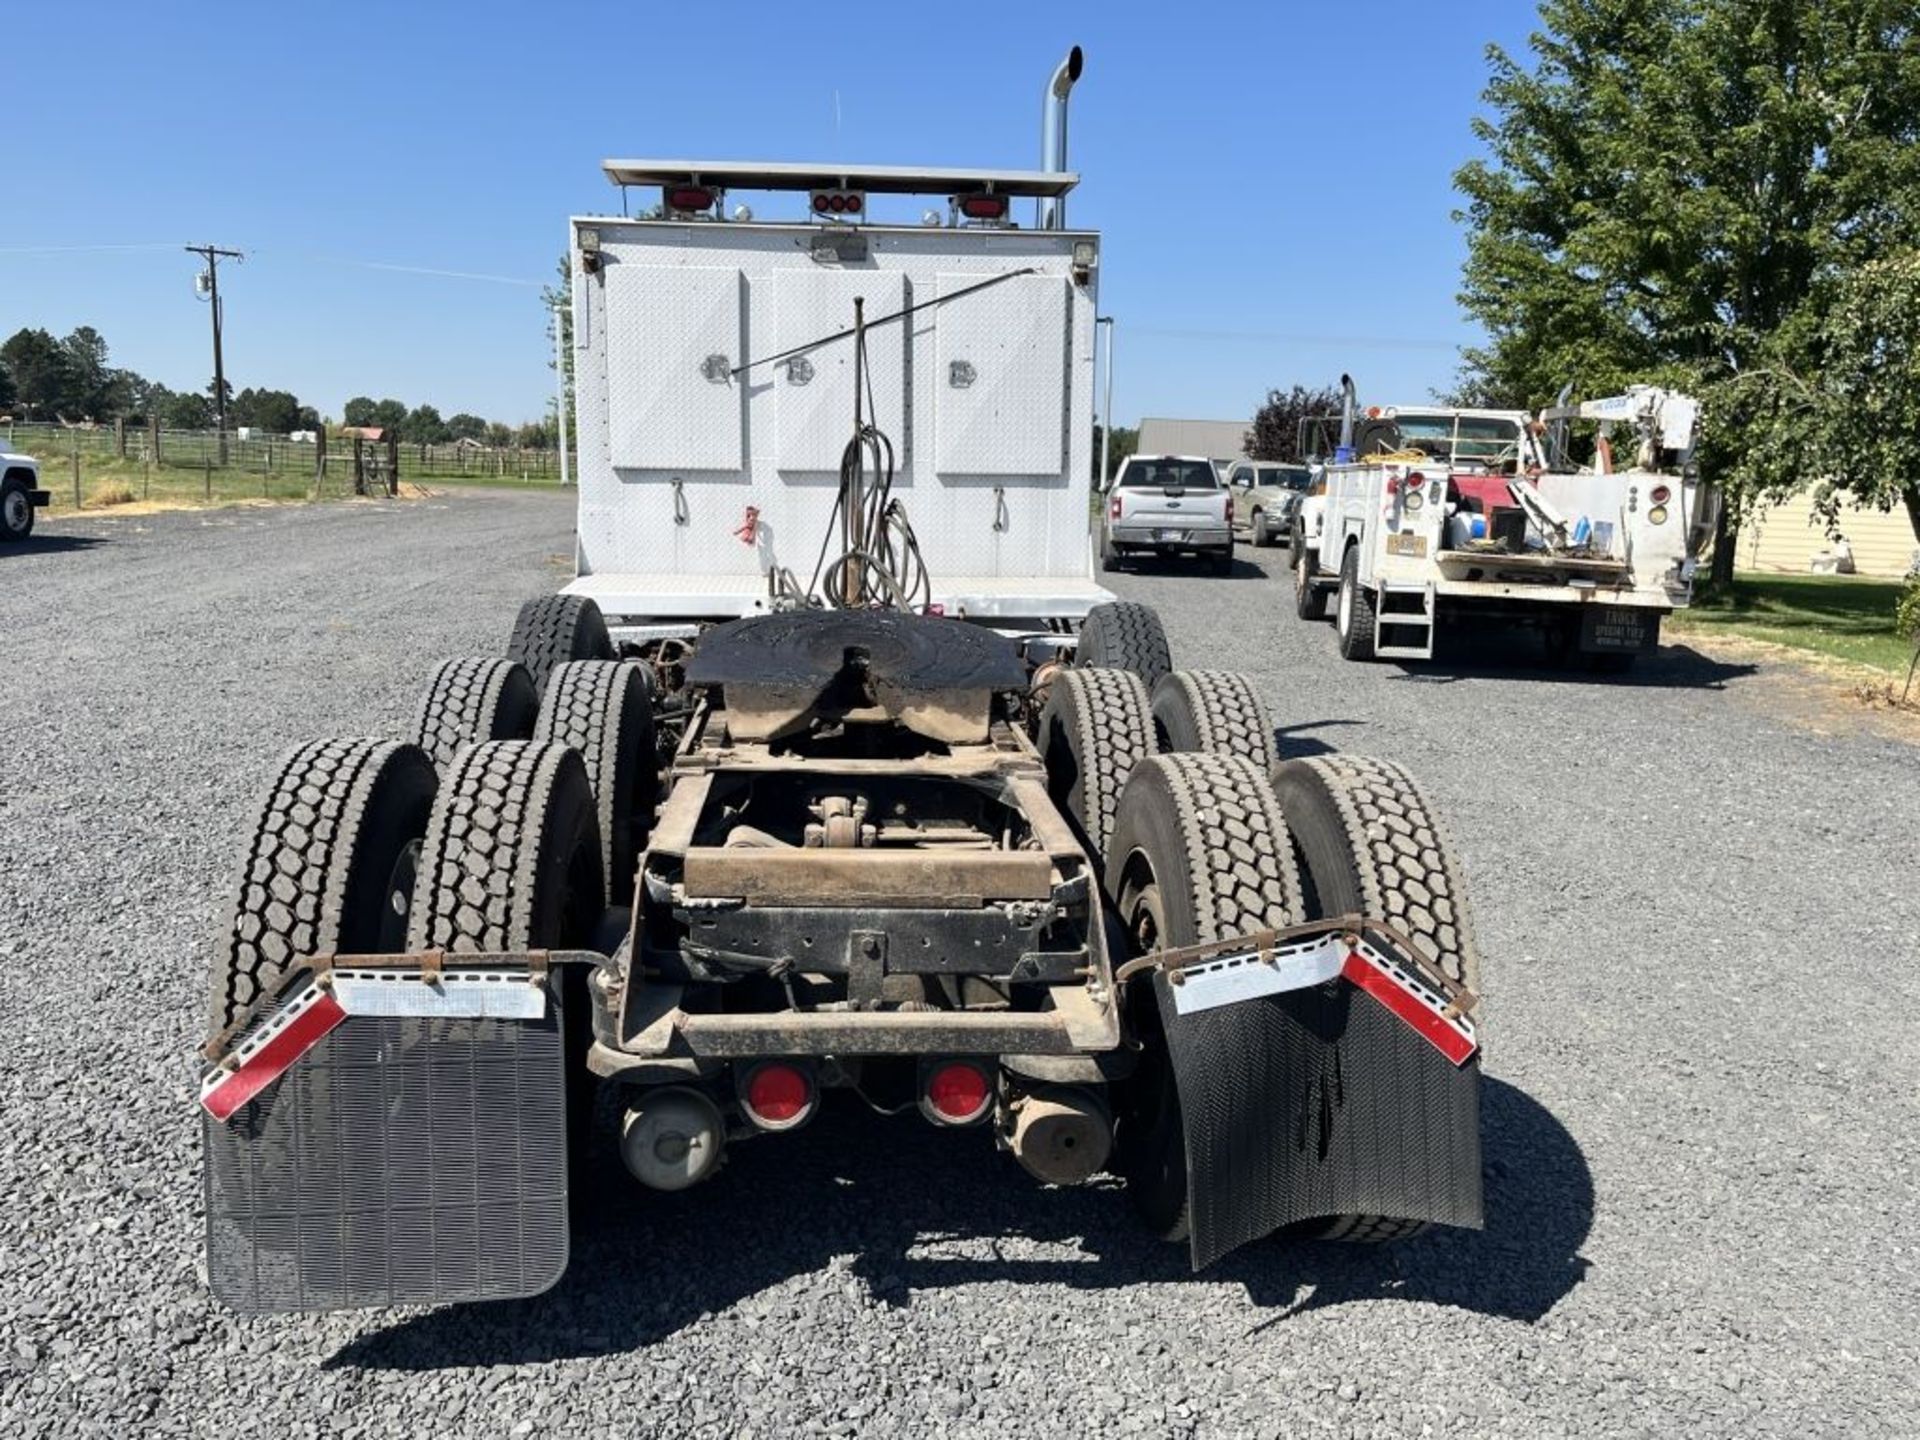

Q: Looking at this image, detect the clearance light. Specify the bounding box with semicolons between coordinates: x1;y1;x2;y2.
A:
811;190;866;218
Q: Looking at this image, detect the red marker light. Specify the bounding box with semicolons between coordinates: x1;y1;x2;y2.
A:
666;186;714;212
1650;484;1672;504
959;194;1008;221
923;1061;992;1126
741;1062;814;1130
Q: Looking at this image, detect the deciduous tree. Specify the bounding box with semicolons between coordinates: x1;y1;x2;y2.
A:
1453;0;1920;581
1245;385;1343;462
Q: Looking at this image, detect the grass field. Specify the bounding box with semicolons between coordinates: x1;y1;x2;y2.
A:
1671;572;1915;675
19;449;565;519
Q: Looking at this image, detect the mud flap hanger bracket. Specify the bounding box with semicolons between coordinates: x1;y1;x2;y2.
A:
1114;914;1480;1066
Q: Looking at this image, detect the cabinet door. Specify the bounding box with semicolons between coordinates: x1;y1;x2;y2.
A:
933;272;1068;477
603;264;744;472
773;269;908;472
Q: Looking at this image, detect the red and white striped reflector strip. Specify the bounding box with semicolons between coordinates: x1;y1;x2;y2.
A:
1341;946;1477;1066
199;982;346;1122
1166;931;1476;1067
200;968;550;1122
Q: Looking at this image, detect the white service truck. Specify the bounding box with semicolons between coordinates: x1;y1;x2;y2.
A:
1293;379;1711;670
1;445;49;542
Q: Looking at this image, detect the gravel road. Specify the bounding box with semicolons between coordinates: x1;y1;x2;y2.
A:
2;492;1915;1438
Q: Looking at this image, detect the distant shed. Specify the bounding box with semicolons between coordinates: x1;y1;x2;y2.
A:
1136;417;1252;464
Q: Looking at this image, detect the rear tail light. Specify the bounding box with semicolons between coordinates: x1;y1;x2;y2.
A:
1649;484;1672;505
739;1061;815;1131
1224;495;1234;524
1109;495;1123;520
958;193;1009;221
666;185;715;213
1405;472;1426;491
921;1060;993;1126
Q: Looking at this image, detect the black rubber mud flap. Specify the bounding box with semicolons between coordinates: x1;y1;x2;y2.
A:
1159;976;1482;1270
203;977;570;1314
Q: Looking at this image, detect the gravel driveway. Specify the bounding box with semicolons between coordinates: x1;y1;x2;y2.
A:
2;493;1915;1438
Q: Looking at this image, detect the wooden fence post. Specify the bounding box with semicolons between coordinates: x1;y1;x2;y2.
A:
71;430;81;508
149;416;162;464
115;418;127;458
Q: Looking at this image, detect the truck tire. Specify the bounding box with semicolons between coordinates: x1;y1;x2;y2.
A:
207;738;438;1039
407;740;606;953
508;594;615;695
1250;508;1273;547
412;656;539;768
1293;537;1327;620
1268;753;1479;992
1039;667;1156;863
1267;753;1481;1245
1076;601;1173;689
1335;547;1377;661
534;660;657;905
1;476;35;542
1150;670;1278;773
1106;753;1306;1240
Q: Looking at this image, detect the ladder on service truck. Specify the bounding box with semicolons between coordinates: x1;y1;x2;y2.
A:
1374;580;1437;661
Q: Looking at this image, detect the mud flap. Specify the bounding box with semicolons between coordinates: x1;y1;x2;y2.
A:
201;969;571;1313
1159;975;1482;1270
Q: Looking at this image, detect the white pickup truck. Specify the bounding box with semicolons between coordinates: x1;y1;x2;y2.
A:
1097;453;1234;574
1;446;49;542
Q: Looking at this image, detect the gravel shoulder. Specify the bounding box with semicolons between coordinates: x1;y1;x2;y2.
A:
2;502;1915;1438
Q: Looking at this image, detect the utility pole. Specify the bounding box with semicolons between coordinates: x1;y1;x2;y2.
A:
186;244;244;464
1096;315;1116;486
552;301;571;488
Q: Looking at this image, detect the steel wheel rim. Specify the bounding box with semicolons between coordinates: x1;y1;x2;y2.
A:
2;491;26;531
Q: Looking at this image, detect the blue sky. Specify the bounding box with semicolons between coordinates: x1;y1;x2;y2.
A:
4;1;1542;428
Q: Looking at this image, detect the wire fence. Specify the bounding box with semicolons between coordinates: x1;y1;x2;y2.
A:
3;421;569;502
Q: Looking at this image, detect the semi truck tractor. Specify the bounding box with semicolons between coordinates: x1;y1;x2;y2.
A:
196;51;1487;1313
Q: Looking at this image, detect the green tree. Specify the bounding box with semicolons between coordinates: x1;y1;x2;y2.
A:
1814;252;1920;541
402;404;449;444
162;390;212;429
1091;422;1139;482
1;328;79;419
342;396;377;427
485;422;514;449
0;356;14;413
370;398;408;431
446;412;490;443
1453;0;1920;582
230;387;305;434
1245;384;1343;462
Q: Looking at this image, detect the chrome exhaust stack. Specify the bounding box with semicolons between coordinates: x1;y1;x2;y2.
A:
1037;45;1084;230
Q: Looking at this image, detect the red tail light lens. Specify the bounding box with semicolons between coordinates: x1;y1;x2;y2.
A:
741;1062;814;1130
844;193;863;214
1649;484;1672;505
1405;472;1426;491
1225;496;1234;524
812;193;832;214
1109;495;1123;520
959;193;1009;221
923;1061;992;1126
666;186;715;212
